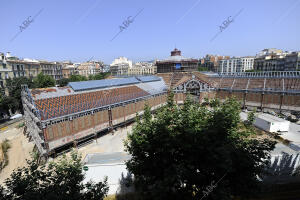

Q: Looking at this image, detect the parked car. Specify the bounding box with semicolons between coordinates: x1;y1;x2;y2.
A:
10;114;23;120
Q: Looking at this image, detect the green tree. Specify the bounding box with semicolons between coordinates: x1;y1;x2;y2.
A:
4;77;35;114
0;151;109;200
69;75;87;82
125;94;276;200
88;74;95;80
245;109;257;128
0;96;19;115
88;73;109;81
198;66;209;71
56;78;70;87
33;73;56;88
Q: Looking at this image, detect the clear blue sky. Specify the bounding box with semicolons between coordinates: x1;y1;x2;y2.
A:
1;0;300;64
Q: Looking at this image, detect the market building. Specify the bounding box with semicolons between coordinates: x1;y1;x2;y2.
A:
22;71;300;158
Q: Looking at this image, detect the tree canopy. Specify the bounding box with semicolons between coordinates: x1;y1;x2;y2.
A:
33;73;56;88
125;93;276;200
1;77;35;114
69;74;87;82
56;78;70;87
88;73;110;80
0;151;109;200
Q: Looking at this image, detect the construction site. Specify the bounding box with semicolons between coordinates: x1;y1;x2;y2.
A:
21;71;300;158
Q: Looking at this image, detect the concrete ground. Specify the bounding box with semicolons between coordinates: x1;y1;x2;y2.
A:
280;122;300;144
75;124;133;160
0;121;23;143
70;125;134;195
83;152;132;195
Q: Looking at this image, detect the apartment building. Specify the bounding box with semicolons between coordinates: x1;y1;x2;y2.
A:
200;55;230;72
254;54;285;71
40;61;63;80
23;58;41;78
218;57;254;73
256;48;284;57
281;52;300;71
62;63;77;79
128;62;157;75
77;61;104;77
254;49;299;71
0;53;13;89
110;57;133;75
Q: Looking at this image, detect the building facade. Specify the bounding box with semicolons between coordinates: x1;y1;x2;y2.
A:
256;48;284;57
200;55;230;72
40;61;63;80
62;62;77;78
128;62;157;75
156;48;198;73
7;59;26;78
23;59;41;78
110;57;133;76
0;52;43;89
218;57;254;73
0;52;13;89
254;55;285;71
254;49;299;71
77;61;103;77
282;52;300;71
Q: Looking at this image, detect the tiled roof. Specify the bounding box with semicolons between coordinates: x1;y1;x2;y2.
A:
31;87;74;100
34;86;149;120
173;76;191;87
157;73;172;87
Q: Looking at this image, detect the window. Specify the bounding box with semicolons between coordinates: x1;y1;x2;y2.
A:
0;81;3;88
3;63;6;68
5;72;8;79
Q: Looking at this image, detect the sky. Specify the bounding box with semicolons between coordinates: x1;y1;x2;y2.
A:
1;0;300;64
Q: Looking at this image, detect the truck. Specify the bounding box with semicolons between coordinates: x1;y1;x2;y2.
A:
254;113;290;133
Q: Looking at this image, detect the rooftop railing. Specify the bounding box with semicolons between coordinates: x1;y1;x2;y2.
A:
211;71;300;78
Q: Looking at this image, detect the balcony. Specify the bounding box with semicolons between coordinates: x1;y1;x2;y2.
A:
0;68;12;72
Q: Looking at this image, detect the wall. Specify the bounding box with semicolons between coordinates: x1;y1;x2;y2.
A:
43;94;168;152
